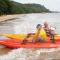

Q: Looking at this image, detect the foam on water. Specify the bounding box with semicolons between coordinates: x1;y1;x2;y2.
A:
0;48;60;60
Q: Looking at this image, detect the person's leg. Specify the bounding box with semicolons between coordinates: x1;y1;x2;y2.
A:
32;39;36;43
21;34;32;44
50;34;55;43
21;40;28;44
32;38;40;43
32;37;43;43
37;37;43;42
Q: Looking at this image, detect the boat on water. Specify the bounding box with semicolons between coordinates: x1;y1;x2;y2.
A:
0;34;60;48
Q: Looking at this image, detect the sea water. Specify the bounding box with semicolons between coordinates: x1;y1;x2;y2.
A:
0;13;60;60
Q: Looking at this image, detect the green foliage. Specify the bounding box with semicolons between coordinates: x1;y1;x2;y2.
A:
0;0;50;15
12;2;50;14
0;0;13;15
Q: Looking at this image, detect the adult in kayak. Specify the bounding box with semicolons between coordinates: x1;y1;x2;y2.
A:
43;21;55;43
22;24;47;44
32;24;47;43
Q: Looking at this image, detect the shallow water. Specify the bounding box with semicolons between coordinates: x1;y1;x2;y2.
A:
0;13;60;60
0;13;60;34
12;13;60;34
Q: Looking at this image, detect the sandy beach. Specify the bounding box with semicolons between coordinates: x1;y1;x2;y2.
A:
0;15;20;22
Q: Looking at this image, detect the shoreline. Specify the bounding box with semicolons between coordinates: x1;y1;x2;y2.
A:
0;13;60;22
0;15;20;22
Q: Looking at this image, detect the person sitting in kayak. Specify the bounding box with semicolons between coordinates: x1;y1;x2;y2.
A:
32;24;47;43
43;21;55;43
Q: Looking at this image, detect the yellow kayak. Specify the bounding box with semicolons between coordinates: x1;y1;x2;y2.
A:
0;34;27;40
0;34;60;41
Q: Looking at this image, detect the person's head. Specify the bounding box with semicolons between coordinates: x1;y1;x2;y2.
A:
36;24;42;30
44;21;48;27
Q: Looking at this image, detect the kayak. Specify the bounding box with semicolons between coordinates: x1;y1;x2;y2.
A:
0;39;60;48
0;34;60;40
0;34;60;48
0;34;27;40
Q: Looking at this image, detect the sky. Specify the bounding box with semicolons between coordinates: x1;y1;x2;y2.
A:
13;0;60;11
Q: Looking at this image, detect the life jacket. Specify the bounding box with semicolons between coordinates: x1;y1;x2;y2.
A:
44;26;55;35
34;28;47;41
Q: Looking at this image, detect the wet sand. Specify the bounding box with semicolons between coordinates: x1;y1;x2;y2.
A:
0;48;12;55
0;14;23;34
0;15;20;22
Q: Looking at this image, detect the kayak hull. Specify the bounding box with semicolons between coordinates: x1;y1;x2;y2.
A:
0;39;60;48
0;34;60;48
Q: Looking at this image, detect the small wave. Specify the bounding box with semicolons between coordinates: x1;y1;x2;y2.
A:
0;48;60;60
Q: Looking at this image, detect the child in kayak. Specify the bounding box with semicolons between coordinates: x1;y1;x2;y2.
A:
32;24;47;43
43;21;55;43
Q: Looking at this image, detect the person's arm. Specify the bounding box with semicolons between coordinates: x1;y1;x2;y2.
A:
33;30;40;40
23;33;32;40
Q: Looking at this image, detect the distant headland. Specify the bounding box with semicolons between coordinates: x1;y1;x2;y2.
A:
0;0;50;15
